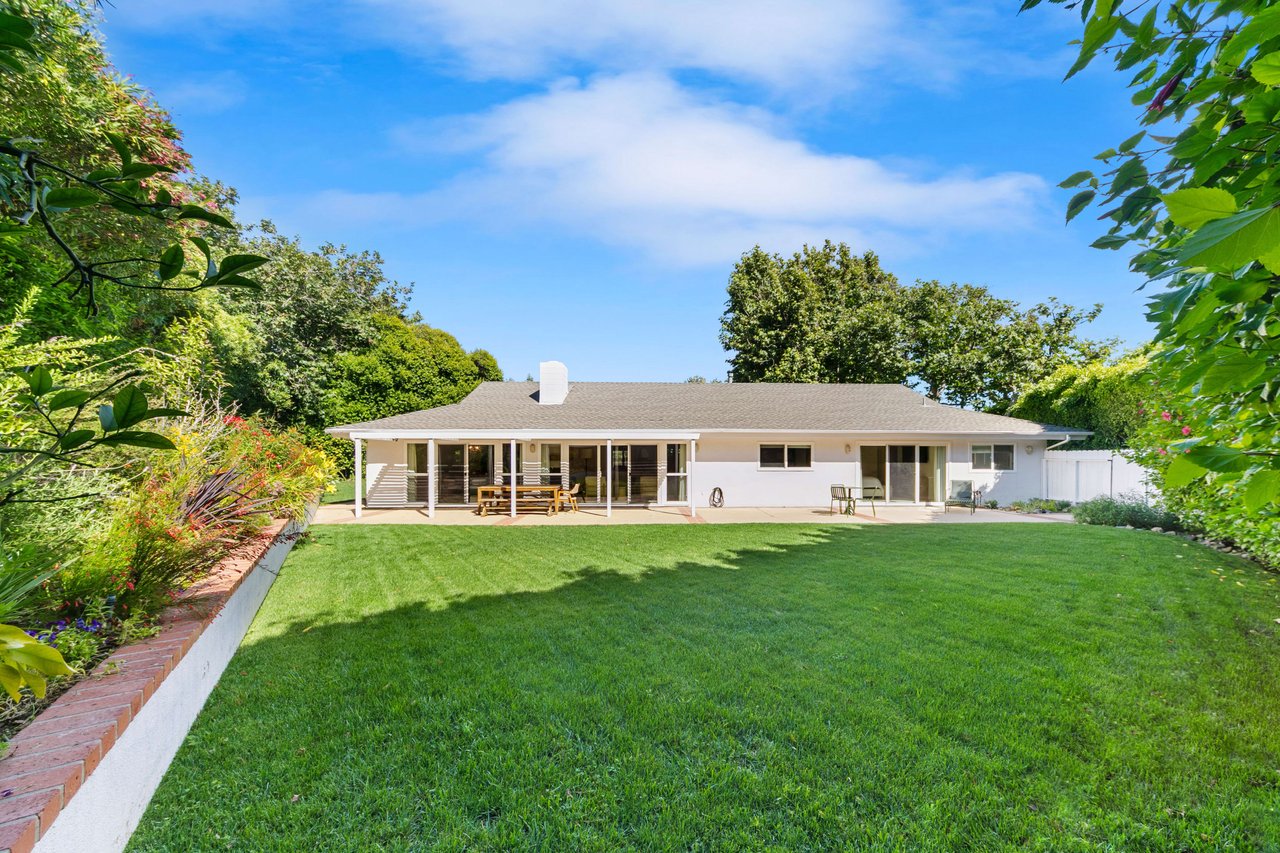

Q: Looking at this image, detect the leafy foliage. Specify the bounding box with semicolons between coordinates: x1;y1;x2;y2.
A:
0;623;72;701
1034;0;1280;511
1131;393;1280;566
207;221;410;430
324;314;493;428
720;241;1108;411
1008;352;1153;447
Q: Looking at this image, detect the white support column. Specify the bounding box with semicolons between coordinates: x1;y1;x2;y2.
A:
427;438;436;518
510;439;518;518
689;439;697;518
605;439;613;518
353;438;363;519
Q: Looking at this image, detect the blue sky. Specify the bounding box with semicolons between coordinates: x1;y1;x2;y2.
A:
99;1;1150;381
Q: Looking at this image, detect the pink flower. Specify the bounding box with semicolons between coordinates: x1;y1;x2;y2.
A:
1181;426;1191;436
1161;411;1172;421
1157;448;1167;455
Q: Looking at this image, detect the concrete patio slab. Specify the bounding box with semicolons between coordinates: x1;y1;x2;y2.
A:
313;504;1071;526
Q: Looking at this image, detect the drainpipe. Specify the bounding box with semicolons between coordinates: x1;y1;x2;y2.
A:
1045;434;1073;450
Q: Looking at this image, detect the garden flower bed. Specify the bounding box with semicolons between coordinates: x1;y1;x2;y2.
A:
0;516;304;853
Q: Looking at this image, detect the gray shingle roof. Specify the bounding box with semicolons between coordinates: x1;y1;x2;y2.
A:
328;382;1083;436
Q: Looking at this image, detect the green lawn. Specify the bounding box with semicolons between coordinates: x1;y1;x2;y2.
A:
129;524;1280;851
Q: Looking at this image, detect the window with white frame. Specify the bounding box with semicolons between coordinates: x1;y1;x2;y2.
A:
760;444;812;469
971;443;1015;471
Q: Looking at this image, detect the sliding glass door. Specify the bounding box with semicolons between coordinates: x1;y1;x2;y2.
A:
919;445;946;503
569;445;601;503
568;444;660;504
629;445;658;503
888;446;916;501
863;444;948;503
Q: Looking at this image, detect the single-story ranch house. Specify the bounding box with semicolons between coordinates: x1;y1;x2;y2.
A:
327;362;1088;517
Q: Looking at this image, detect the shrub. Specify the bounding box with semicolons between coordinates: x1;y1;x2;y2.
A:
1008;498;1072;513
217;416;333;520
1071;493;1180;531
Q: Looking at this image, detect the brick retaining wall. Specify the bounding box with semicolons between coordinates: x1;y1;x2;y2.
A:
0;518;297;853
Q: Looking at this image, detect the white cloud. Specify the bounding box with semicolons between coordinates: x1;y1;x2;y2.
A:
355;0;900;91
298;74;1045;266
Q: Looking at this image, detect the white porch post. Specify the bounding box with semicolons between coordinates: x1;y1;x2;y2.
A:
353;438;363;519
510;439;518;518
427;438;436;518
605;439;613;518
689;439;697;518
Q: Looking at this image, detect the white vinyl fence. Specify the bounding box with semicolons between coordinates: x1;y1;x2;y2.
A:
1043;450;1155;504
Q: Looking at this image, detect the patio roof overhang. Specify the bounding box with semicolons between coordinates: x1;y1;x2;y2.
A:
331;429;703;441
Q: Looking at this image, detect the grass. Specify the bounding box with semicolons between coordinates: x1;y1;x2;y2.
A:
129;524;1280;851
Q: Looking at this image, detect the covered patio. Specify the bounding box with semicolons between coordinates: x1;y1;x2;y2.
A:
350;431;701;519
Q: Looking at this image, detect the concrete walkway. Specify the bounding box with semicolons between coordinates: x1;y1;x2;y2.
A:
314;504;1072;526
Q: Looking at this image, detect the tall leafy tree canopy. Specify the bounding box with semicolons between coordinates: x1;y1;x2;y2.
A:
720;241;1108;412
1036;0;1280;509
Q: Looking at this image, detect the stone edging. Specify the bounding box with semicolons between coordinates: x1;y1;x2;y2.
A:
0;517;300;853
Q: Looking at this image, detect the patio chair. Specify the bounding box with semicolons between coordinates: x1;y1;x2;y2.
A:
563;482;580;512
830;484;851;515
944;480;982;514
859;477;883;518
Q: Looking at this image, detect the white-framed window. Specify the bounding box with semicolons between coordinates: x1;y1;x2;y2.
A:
759;444;813;469
971;443;1015;471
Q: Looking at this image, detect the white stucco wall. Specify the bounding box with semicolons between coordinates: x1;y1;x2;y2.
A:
947;435;1048;505
690;433;1051;508
364;439;404;496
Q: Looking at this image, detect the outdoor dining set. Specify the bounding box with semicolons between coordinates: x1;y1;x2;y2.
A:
475;483;581;516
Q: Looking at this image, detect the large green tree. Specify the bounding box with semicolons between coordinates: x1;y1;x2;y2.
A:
1038;0;1280;510
325;314;493;426
720;242;1107;411
206;220;410;429
721;243;907;384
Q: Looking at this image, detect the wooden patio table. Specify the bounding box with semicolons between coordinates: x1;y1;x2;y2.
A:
475;484;566;516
